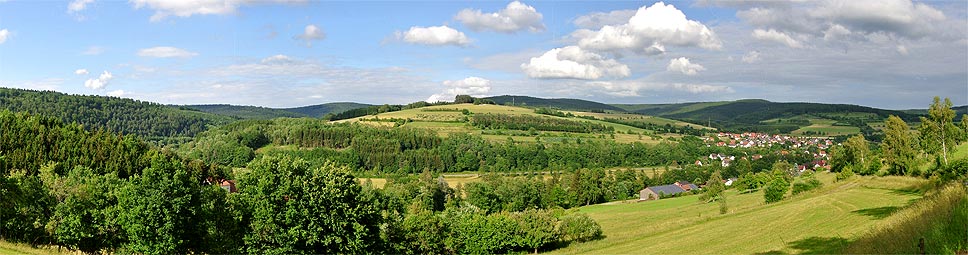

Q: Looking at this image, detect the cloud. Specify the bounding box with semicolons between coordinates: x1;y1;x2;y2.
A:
294;24;325;46
68;0;93;14
426;76;492;102
107;90;125;97
570;2;721;55
573;9;636;29
752;29;803;48
81;46;104;55
130;0;306;22
455;1;544;33
521;46;630;80
74;69;89;75
137;46;198;58
667;57;706;75
741;50;761;63
732;0;949;42
84;71;112;90
896;45;908;55
585;80;733;97
0;29;8;44
396;25;471;47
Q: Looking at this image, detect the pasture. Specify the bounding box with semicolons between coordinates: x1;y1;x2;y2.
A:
552;174;928;254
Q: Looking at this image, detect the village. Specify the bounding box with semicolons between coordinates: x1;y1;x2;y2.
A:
640;132;835;202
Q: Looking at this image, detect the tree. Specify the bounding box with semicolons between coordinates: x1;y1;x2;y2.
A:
919;97;958;165
831;135;872;174
763;177;789;203
513;209;560;254
240;156;382;254
45;166;124;254
454;95;474;104
701;171;727;214
882;115;917;175
117;151;204;254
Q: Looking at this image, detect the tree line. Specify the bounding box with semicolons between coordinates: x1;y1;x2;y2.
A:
471;113;613;133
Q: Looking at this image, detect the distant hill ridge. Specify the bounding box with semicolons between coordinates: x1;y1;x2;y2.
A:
185;102;373;119
484;95;626;112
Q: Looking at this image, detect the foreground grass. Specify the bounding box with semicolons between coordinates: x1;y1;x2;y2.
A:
552;174;926;254
0;240;75;255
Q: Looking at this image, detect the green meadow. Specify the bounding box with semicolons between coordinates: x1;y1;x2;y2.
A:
553;174;932;254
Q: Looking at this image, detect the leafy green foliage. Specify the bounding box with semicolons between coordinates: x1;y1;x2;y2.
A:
882;115;917;175
472;113;613;133
239;156;382;254
486;95;625;112
918;97;961;166
0;88;231;139
791;171;823;195
764;176;790;203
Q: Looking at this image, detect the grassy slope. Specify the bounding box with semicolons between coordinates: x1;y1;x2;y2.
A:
552;174;926;254
484;95;627;112
0;240;73;255
337;104;699;144
790;118;862;136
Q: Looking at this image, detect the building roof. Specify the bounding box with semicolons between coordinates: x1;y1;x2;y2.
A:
645;184;686;196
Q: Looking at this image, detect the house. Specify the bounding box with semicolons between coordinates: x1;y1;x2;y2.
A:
219;180;237;193
639;184;686;201
695;160;703;166
675;181;698;191
724;177;737;186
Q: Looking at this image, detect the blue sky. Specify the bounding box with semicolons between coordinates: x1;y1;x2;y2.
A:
0;0;965;109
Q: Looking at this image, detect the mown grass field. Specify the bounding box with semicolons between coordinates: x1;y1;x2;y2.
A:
552;174;928;254
791;118;861;136
336;104;699;144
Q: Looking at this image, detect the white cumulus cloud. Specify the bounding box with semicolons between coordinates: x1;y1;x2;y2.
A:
667;57;706;75
573;9;636;29
68;0;94;14
521;46;630;80
0;29;9;44
752;29;803;48
107;89;125;97
571;2;721;55
455;1;544;33
74;69;89;75
294;24;326;46
396;25;471;47
137;46;198;58
741;50;761;63
426;76;492;102
130;0;306;22
84;71;112;90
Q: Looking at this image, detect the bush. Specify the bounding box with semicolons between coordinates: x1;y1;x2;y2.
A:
791;174;823;195
559;213;602;243
763;177;789;203
836;166;854;182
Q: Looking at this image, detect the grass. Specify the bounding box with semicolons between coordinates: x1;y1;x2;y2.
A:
337;104;688;144
550;174;927;254
0;240;75;255
791;118;861;136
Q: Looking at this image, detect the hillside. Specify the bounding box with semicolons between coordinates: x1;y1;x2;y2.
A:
614;99;919;137
336;103;704;144
485;95;627;113
185;104;308;119
185;102;373;119
0;87;232;139
554;175;931;254
283;102;373;118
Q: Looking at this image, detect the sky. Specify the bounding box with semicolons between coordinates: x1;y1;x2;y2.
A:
0;0;965;109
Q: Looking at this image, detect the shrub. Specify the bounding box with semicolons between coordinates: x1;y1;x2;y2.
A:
836;166;854;182
792;174;823;195
559;213;602;243
763;177;789;203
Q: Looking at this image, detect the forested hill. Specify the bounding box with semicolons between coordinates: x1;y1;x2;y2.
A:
0;88;232;139
485;95;627;113
184;102;373;119
613;99;919;132
184;104;309;119
282;102;373;118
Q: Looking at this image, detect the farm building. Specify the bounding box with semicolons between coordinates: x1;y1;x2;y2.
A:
639;184;686;201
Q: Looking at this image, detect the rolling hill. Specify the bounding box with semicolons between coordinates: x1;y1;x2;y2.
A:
613;99;920;136
185;102;373;119
0;87;233;139
485;95;627;113
282;102;373;118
